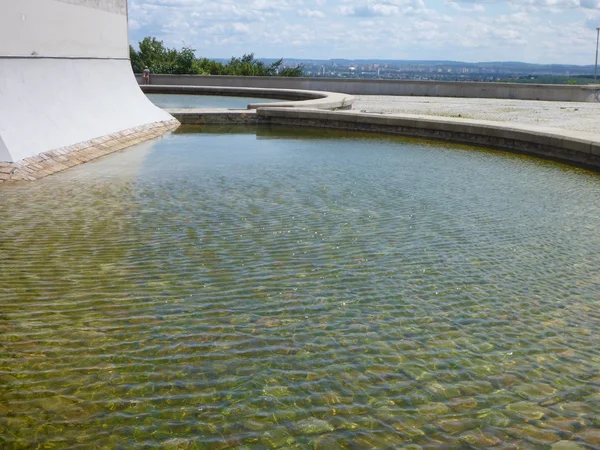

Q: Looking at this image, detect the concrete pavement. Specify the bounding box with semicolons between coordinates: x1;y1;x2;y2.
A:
353;95;600;136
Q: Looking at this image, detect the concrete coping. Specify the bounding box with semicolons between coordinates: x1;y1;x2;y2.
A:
141;85;354;110
255;108;600;165
257;107;600;140
355;109;596;139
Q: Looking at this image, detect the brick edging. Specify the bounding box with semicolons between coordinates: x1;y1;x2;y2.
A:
0;119;180;183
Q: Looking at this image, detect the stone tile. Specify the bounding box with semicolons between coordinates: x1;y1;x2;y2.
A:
1;120;179;184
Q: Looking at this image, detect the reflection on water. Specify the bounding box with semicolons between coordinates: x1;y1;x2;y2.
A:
146;94;286;110
1;127;599;448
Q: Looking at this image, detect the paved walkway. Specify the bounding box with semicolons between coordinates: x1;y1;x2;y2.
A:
353;96;600;135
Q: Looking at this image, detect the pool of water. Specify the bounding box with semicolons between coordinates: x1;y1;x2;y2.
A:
146;94;286;109
1;126;599;448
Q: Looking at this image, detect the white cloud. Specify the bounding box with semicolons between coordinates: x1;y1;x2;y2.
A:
128;0;600;64
298;8;326;18
337;0;426;17
445;1;485;12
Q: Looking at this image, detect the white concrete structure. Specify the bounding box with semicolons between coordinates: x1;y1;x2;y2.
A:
0;0;174;163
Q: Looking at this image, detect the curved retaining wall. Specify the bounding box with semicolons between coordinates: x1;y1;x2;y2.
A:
142;85;354;110
0;0;177;180
256;108;600;170
140;74;600;103
166;107;600;170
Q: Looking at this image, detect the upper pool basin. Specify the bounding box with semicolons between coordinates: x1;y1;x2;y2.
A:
146;93;288;109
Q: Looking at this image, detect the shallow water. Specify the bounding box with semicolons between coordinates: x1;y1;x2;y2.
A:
1;126;600;449
146;94;285;109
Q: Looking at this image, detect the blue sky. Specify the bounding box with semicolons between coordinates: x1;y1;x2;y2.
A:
128;0;600;65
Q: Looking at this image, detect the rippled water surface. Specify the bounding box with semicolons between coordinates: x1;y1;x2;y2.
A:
1;126;600;449
146;94;285;109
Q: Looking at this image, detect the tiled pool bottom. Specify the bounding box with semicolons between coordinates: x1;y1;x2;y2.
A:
1;127;599;449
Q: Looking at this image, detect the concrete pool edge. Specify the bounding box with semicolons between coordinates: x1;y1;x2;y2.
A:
256;108;600;170
142;85;355;110
163;107;600;170
0;119;179;183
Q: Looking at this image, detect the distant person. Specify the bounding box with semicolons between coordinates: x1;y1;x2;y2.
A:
142;67;151;85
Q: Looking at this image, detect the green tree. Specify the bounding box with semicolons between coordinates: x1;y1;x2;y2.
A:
195;58;227;75
130;37;194;74
223;55;303;77
135;37;171;73
279;65;305;77
172;47;198;74
129;44;144;73
225;54;269;76
130;37;304;77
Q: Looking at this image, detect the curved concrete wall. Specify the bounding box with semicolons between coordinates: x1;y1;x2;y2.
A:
141;85;355;110
0;0;175;165
257;108;600;170
141;75;600;103
0;59;175;163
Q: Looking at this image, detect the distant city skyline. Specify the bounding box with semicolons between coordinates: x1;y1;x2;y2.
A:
128;0;600;66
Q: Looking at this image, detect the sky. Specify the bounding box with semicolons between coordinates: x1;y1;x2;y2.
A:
127;0;600;65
